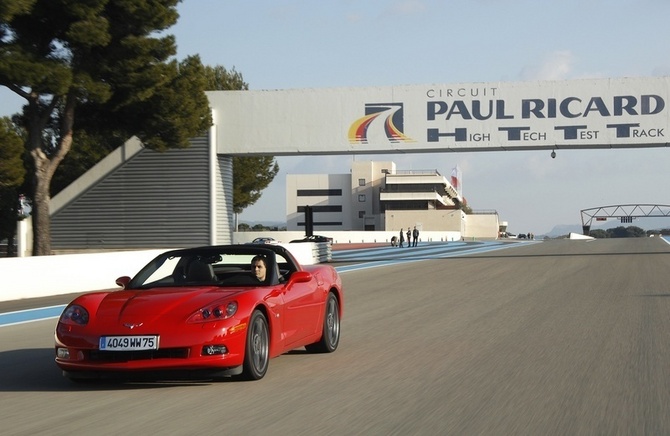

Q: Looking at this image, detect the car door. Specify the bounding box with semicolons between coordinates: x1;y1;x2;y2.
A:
281;270;324;346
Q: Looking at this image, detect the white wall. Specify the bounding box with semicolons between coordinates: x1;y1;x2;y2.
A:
385;209;465;234
16;218;32;257
2;227;493;303
0;249;166;302
0;244;324;303
233;230;463;245
463;214;500;239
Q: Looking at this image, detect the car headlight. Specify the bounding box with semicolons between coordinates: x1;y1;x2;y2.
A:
59;305;89;326
188;301;238;323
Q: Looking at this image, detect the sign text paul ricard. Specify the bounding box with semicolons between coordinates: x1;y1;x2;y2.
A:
209;77;669;155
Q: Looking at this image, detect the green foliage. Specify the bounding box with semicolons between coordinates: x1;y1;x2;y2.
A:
76;55;212;151
589;226;647;238
203;65;248;91
232;156;279;214
588;229;607;239
0;188;18;255
0;0;35;21
237;222;285;232
0;117;24;188
0;0;212;254
610;225;645;238
0;116;25;253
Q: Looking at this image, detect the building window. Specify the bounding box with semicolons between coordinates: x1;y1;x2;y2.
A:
358;194;366;202
359;211;365;218
298;205;342;212
358;178;365;186
297;189;342;196
298;221;343;226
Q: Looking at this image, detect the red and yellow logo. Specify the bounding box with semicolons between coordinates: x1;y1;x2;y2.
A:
348;103;415;144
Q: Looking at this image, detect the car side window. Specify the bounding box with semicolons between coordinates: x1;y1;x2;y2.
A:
276;253;297;282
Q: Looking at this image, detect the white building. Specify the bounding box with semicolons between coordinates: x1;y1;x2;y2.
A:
286;161;501;238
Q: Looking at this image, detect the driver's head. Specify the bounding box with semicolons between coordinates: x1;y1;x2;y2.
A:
251;255;267;282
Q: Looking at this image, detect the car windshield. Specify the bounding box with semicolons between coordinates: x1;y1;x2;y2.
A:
127;246;293;289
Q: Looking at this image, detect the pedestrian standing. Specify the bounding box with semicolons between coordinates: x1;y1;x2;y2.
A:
412;226;419;247
399;228;405;248
406;228;411;248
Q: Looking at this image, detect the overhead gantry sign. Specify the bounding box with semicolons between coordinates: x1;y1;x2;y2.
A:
206;76;670;156
581;204;670;234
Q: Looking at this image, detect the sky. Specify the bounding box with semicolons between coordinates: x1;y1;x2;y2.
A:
3;0;670;235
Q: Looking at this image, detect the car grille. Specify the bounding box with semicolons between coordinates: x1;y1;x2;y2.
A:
89;348;189;362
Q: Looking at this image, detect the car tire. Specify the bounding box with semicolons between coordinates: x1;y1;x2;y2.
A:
306;292;340;353
241;310;269;380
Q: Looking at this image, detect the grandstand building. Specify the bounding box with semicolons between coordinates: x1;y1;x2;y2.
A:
286;161;499;237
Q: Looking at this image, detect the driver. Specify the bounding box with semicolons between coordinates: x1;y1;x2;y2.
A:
251;255;267;282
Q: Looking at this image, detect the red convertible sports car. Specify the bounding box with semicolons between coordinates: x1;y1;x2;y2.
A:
55;244;343;381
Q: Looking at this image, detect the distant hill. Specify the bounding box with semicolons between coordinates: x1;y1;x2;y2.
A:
542;224;584;238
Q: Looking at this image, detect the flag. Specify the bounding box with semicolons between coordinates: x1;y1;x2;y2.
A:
451;165;462;197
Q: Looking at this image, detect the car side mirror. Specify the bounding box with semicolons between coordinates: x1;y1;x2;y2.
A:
116;276;131;289
289;271;312;284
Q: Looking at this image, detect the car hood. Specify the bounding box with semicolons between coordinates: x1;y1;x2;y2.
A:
93;286;245;325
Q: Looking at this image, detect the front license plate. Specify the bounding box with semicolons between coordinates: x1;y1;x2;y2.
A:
99;335;159;351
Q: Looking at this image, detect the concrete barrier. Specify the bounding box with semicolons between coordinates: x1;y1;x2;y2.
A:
0;243;328;303
232;230;463;245
0;249;167;302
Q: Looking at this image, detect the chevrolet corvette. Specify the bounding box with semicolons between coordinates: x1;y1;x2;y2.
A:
55;244;343;381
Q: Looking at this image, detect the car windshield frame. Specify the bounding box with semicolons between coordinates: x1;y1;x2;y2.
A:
126;245;295;289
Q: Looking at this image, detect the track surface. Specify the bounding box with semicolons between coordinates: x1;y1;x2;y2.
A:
2;238;670;435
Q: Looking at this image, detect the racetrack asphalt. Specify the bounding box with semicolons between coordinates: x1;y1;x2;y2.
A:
2;237;670;434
